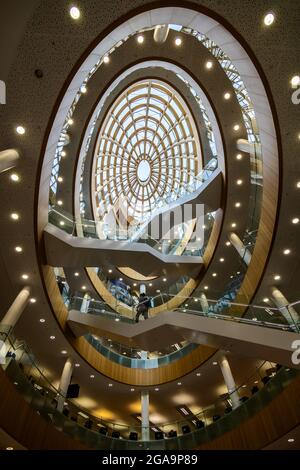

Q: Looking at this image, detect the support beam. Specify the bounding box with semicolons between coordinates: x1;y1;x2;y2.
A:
229;232;252;266
141;390;150;441
219;354;240;409
271;288;299;325
0;149;19;173
57;357;74;413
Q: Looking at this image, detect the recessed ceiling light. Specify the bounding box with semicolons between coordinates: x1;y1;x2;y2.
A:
11;212;19;220
149;283;152;287
80;84;87;94
59;221;65;226
119;278;123;281
39;318;45;323
133;283;137;287
156;289;160;293
155;387;159;391
237;271;241;275
10;173;20;182
263;298;269;303
57;176;63;183
204;286;208;290
224;92;231;100
21;274;29;280
177;382;182;386
236;179;243;185
219;258;225;262
196;372;201;377
108;383;113;387
15;246;23;253
175;37;182;46
74;272;79;277
194;298;198;302
231;223;237;228
235;202;241;207
274;275;281;281
6;447;14;451
252;318;257;322
163;278;167;282
206;61;213;69
70;6;81;20
50;335;56;340
75;363;80;367
236;153;243;160
68;118;74;125
108;269;112;273
212;273;217;277
16;126;25;135
283;249;291;255
137;35;144;44
90;374;95;379
263;12;275;26
57;200;63;206
288;438;295;443
185;303;188;307
103;55;110;64
82;285;86;290
292;217;299;224
30;298;36;303
61;150;66;157
213;361;218;366
61;350;67;355
115;318;120;322
233;124;240;131
225;241;231;246
291;75;300;88
130;388;135;392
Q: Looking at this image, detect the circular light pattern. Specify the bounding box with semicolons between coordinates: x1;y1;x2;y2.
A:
291;75;300;87
283;249;291;255
10;173;20;182
264;13;275;26
175;37;182;46
15;246;22;253
206;61;213;69
10;212;19;220
137;35;144;44
103;55;110;64
94;80;201;223
16;126;25;135
292;217;299;224
70;6;80;20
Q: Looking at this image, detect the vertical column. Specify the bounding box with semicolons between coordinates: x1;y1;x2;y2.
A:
80;293;91;313
219;355;240;409
57;357;74;412
141;390;150;441
271;288;299;325
199;293;209;314
229;232;252;266
0;149;19;173
139;284;146;295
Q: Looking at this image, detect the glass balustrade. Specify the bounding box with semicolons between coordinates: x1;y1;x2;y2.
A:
0;327;298;449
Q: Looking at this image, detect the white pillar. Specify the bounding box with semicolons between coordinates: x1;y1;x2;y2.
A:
0;286;31;363
271;287;299;325
57;357;74;412
199;293;209;314
141;390;150;441
0;149;19;173
80;293;90;313
229;232;252;266
153;25;169;43
140;284;146;294
219;355;240;409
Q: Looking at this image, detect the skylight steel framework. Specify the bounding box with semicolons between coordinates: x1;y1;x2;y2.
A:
93;79;201;222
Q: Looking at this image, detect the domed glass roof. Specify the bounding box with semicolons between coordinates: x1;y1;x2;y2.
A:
93;79;201;224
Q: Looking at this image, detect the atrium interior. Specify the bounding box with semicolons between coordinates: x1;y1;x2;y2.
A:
0;0;300;451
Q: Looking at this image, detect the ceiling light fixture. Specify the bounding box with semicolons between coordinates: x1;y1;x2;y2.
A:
10;173;20;182
75;363;80;368
235;202;241;207
204;286;208;290
224;92;231;100
219;258;224;262
288;438;295;443
16;126;25;135
213;361;218;366
61;350;67;355
70;6;81;20
15;246;23;253
59;221;65;226
30;298;36;303
131;388;135;392
80;84;87;94
61;150;66;157
175;37;182;46
68;118;74;125
103;55;110;64
236;153;243;160
10;213;19;220
50;335;56;340
177;382;182;386
81;285;86;290
236;179;243;185
212;273;217;277
274;275;281;281
263;298;269;303
137;35;144;44
108;383;113;387
292;217;299;224
57;200;63;206
57;176;63;183
291;75;300;88
39;318;45;323
90;374;95;379
226;241;231;246
155;387;159;391
263;12;275;26
283;249;291;255
74;272;79;277
21;274;29;280
206;61;213;69
231;223;237;228
233;124;240;131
